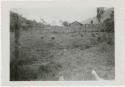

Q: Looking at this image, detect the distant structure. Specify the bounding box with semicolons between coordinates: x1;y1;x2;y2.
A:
69;21;83;32
82;8;114;24
69;21;83;28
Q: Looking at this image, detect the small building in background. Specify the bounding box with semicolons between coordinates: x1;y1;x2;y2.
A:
69;21;83;32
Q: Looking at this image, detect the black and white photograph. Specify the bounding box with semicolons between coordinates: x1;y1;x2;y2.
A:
10;7;115;81
1;0;125;86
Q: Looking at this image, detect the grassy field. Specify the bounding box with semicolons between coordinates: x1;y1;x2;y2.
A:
10;28;115;81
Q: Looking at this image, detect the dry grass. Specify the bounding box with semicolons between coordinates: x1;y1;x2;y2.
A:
10;29;115;81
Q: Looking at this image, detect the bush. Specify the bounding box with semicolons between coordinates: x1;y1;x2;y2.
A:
10;58;35;81
38;62;62;80
10;11;45;32
103;11;114;32
51;37;55;40
104;18;114;32
10;49;36;81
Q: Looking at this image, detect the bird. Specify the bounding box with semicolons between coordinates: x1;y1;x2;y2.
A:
91;70;104;80
59;75;64;81
59;72;64;81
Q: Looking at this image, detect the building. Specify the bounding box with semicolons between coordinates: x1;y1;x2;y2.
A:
69;21;83;32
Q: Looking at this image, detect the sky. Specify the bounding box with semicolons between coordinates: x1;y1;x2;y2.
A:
12;7;97;25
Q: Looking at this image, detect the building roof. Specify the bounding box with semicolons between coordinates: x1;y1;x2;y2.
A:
69;21;83;26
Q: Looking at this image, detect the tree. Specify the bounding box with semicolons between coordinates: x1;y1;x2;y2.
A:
62;21;69;26
96;7;105;23
103;10;114;32
91;20;93;24
10;11;20;32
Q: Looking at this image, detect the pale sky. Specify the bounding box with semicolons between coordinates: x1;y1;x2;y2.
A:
12;7;97;25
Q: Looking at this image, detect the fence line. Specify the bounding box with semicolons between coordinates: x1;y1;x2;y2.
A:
41;24;105;33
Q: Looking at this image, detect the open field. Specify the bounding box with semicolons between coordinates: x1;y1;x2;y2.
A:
10;28;114;81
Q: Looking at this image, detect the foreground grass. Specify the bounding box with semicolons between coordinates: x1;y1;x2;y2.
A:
10;30;114;81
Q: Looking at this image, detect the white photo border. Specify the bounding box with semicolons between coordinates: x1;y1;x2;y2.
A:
1;0;125;86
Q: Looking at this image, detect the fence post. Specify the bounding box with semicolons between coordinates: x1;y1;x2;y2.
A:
15;14;20;60
85;24;86;32
10;13;21;81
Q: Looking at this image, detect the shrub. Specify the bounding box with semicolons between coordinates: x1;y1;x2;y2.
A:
103;11;114;32
10;49;36;81
10;58;35;81
38;62;62;80
41;36;44;39
104;18;114;32
51;37;55;40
